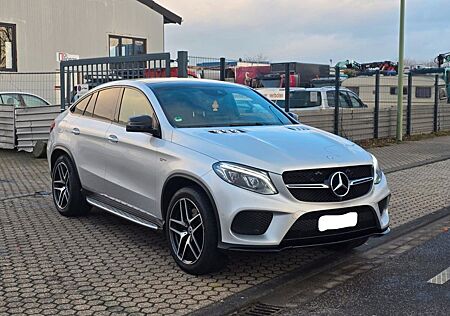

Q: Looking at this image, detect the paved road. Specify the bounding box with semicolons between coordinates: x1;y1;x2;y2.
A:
281;216;450;316
0;135;449;315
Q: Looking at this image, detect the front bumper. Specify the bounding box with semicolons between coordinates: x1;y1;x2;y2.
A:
201;169;391;249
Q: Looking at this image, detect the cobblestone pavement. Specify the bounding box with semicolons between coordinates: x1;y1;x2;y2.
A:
0;136;449;315
368;135;450;172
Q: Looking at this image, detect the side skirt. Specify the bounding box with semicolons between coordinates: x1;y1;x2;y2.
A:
85;193;163;230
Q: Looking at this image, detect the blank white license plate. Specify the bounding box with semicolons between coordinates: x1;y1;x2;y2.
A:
318;212;358;232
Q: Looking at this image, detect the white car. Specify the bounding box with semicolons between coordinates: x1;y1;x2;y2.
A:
48;79;389;275
0;92;51;107
258;87;367;110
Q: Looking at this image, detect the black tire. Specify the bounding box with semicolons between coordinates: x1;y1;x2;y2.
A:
326;237;369;251
165;186;227;275
51;155;90;217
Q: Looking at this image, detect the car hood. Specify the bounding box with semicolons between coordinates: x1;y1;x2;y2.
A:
171;125;373;174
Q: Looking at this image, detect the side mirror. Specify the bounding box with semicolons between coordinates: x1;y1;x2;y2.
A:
287;112;299;122
126;115;160;137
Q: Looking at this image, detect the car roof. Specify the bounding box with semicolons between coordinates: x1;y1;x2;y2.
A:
0;92;50;103
96;78;247;90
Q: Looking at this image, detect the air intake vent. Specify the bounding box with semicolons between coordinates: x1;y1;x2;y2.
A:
286;126;309;131
208;129;246;134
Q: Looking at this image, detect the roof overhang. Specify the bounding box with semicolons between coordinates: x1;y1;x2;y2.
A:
136;0;182;24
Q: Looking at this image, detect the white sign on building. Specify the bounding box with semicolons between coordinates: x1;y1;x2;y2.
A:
56;52;80;62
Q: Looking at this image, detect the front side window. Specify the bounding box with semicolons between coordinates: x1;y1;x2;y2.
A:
151;84;292;128
21;95;49;107
0;23;17;71
109;35;147;57
93;88;121;121
326;91;352;108
118;88;155;124
347;92;364;108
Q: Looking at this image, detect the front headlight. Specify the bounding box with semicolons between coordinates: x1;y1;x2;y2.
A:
372;155;383;185
213;162;278;195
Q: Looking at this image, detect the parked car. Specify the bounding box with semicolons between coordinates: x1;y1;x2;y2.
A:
47;79;390;275
258;87;367;110
0;92;51;107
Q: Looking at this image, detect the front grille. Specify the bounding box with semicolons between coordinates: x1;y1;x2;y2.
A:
231;211;273;235
283;165;373;202
283;206;379;240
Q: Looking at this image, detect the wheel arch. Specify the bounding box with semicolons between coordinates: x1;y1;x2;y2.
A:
50;146;76;172
161;173;222;242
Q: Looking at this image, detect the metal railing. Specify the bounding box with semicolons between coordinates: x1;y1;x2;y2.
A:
60;53;172;109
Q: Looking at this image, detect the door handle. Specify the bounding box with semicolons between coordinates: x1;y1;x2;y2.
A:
107;135;118;143
72;128;80;135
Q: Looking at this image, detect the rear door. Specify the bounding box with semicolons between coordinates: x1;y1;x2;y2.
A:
71;88;121;192
103;87;161;216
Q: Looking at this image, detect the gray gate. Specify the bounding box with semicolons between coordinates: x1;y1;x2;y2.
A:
59;53;172;110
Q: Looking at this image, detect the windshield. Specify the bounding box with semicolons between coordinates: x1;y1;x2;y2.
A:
150;84;292;128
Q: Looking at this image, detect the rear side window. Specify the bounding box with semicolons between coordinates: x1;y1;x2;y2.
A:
84;92;98;117
93;88;121;121
118;88;155;124
73;94;92;115
290;91;321;108
1;94;21;106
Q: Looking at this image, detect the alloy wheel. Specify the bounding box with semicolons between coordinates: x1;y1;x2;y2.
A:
168;198;205;265
53;162;71;209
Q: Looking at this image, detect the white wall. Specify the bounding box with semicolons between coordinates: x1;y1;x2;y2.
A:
0;0;165;72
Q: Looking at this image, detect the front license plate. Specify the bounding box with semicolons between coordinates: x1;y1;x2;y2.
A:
318;212;358;232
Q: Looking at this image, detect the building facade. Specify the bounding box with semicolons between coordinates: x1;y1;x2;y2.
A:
0;0;181;72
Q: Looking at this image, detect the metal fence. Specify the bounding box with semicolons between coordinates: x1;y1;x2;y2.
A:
0;104;60;151
192;59;450;140
0;72;60;104
0;104;15;149
1;53;449;151
15;105;61;152
60;52;172;109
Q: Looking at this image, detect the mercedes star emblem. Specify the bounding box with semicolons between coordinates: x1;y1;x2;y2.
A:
330;171;351;197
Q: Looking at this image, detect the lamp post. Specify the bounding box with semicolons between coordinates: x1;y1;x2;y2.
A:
396;0;406;141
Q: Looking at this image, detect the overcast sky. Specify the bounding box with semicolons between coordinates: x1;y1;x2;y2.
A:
161;0;449;65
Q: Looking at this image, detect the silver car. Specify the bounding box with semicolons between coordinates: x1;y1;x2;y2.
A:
47;79;390;275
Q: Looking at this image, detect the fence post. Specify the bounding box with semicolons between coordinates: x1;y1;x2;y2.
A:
334;66;340;135
284;62;290;112
406;71;412;136
374;70;380;139
177;51;188;78
66;68;71;111
219;57;226;81
59;62;65;111
434;74;439;132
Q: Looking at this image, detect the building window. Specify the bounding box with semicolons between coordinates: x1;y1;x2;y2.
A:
0;23;17;72
109;35;146;57
415;87;432;99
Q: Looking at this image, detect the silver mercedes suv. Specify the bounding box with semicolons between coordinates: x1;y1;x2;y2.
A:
48;78;390;275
